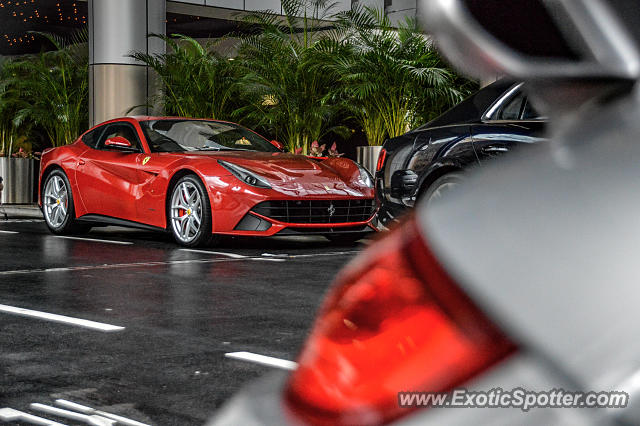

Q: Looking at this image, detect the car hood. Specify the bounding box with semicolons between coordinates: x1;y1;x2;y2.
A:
171;151;372;197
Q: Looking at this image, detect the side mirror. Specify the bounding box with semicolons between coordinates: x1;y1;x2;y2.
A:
270;140;284;151
104;136;135;151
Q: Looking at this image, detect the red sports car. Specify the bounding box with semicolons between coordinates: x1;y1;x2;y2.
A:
38;117;377;247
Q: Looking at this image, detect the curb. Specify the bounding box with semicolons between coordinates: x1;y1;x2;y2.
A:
0;204;43;219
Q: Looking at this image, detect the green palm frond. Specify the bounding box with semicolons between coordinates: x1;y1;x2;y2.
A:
131;34;240;120
233;0;347;153
324;6;476;144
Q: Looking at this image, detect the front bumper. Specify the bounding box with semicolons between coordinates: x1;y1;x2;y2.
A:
216;211;378;237
208;177;378;236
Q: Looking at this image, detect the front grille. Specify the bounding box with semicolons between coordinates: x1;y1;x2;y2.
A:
252;199;376;224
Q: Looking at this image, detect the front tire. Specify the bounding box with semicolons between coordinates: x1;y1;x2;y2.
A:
168;174;214;247
42;169;88;234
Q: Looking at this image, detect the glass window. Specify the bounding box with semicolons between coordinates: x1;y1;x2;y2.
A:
521;99;543;120
81;126;103;149
96;123;142;151
496;92;526;120
495;91;544;121
140;120;278;153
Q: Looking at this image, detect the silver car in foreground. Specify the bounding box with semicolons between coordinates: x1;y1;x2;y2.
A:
211;1;640;424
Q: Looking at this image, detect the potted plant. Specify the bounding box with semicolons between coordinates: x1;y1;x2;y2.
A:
0;70;37;204
0;147;39;204
0;31;87;204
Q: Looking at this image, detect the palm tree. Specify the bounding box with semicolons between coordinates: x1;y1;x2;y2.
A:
131;34;239;120
0;57;18;156
234;0;349;154
1;31;88;148
329;6;475;145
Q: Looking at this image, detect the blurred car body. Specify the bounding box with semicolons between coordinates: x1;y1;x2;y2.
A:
376;80;548;226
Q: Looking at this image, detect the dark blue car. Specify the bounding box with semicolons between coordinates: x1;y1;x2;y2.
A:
375;79;548;226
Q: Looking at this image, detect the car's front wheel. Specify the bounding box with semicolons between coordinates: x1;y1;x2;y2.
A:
168;174;214;247
42;169;89;235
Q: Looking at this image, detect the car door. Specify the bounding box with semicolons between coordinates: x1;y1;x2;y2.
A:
74;121;146;222
472;85;547;163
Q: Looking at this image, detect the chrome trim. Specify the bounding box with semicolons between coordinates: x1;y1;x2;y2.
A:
483;83;525;121
418;0;640;81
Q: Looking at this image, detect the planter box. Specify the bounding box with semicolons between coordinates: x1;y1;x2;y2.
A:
0;157;38;204
356;145;383;175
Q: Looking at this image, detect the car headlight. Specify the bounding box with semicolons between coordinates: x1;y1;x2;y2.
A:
356;163;374;188
218;160;271;189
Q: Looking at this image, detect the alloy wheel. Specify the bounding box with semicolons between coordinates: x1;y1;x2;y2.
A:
43;175;69;228
427;181;459;205
170;181;203;243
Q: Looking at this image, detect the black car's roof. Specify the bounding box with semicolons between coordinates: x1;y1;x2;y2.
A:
414;79;517;131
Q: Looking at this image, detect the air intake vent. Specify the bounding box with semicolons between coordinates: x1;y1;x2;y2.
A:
252;200;375;224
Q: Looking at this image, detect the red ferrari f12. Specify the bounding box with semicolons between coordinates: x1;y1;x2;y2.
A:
38;117;377;246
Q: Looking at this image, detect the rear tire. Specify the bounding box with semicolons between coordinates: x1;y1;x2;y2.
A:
168;174;216;247
42;169;89;235
420;172;463;207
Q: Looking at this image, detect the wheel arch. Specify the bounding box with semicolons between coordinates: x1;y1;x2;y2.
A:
40;164;81;217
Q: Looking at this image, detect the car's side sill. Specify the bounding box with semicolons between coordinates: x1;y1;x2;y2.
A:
77;214;167;232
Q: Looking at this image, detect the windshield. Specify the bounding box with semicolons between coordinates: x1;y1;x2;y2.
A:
140;120;279;153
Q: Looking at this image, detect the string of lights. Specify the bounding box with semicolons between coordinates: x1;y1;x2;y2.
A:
1;1;242;55
0;0;86;51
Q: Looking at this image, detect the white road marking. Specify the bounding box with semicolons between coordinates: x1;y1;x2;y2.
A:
0;251;359;276
31;404;114;426
0;407;68;426
0;304;125;332
0;230;18;234
54;236;133;245
225;351;298;371
54;400;150;426
181;249;287;262
261;253;287;257
180;249;247;258
282;250;359;259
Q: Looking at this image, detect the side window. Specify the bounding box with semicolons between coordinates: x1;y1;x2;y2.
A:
521;99;543;119
96;123;142;151
81;126;104;149
496;92;526;120
495;91;544;120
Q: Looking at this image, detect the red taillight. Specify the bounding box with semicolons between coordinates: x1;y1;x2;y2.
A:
376;148;387;173
285;216;516;425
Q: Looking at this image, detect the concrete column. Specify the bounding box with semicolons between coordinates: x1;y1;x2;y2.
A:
88;0;165;126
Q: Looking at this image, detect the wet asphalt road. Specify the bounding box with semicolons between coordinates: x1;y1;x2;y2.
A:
0;218;367;425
